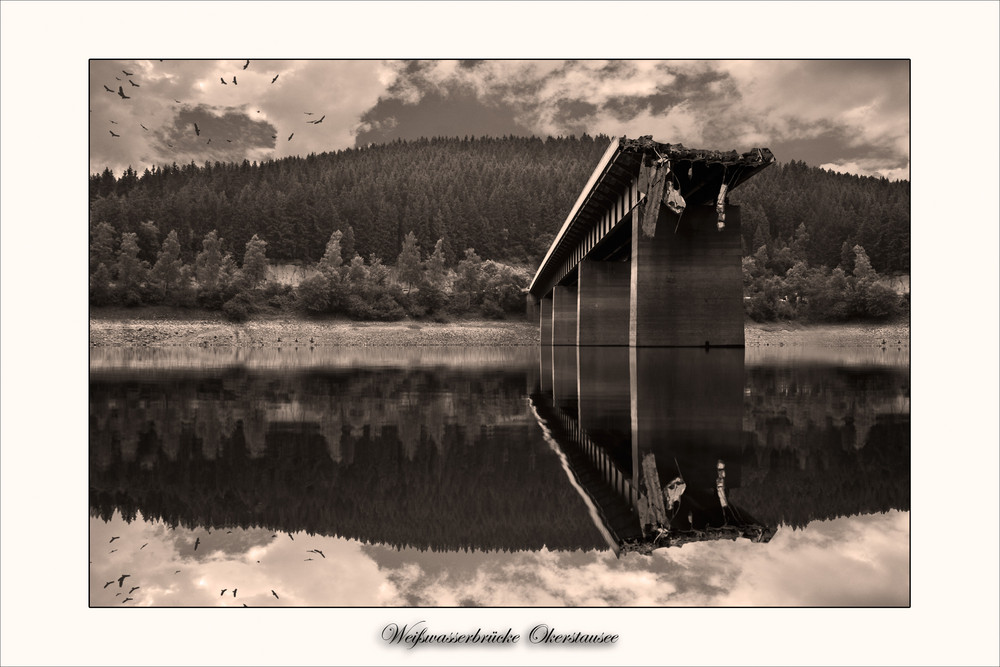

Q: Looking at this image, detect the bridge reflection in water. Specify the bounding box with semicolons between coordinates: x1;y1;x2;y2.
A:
532;346;774;555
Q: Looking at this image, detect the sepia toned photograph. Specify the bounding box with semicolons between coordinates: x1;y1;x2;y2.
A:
87;58;911;608
2;2;999;666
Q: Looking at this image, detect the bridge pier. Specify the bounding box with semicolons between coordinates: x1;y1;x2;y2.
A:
551;284;578;346
539;295;553;346
577;258;631;346
629;205;743;347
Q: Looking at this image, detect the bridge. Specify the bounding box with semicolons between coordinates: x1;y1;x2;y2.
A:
528;136;775;347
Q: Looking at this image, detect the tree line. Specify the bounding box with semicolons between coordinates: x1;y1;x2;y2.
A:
90;135;909;322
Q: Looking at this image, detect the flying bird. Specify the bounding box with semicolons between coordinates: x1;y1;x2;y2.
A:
174;570;181;574
140;124;148;131
232;76;237;85
115;592;121;597
122;597;133;604
225;139;232;142
220;77;227;85
220;589;227;596
115;76;121;81
310;115;325;124
166;143;174;148
194;537;200;550
271;74;279;83
109;548;118;553
304;112;313;115
109;120;118;124
226;531;233;534
129;586;140;594
117;574;130;587
232;589;237;597
174;99;182;103
271;590;279;599
287;133;294;141
193;122;200;136
243;59;249;70
109;130;119;137
313;549;325;558
122;70;133;76
103;581;114;589
117;86;130;100
139;543;148;549
103;85;114;93
243;604;248;607
129;79;140;87
271;135;277;139
206;138;211;145
304;558;313;561
109;536;120;543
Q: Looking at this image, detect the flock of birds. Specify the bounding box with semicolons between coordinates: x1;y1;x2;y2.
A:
96;528;336;606
98;59;325;148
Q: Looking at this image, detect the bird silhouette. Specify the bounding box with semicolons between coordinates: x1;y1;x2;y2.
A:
225;139;232;142
304;112;313;115
118;574;130;587
129;586;140;594
129;80;140;88
243;604;248;607
117;86;130;100
232;76;237;85
140;124;148;131
122;597;133;604
220;77;227;85
174;570;181;574
288;533;294;540
115;76;121;81
103;581;114;589
193;123;200;136
206;138;211;145
232;589;237;597
310;115;325;124
287;133;294;141
110;536;120;543
243;60;249;70
139;543;148;549
109;548;118;553
220;589;227;596
271;74;279;83
174;99;182;103
115;592;121;597
271;135;277;139
103;85;114;93
122;70;133;76
271;590;279;599
194;537;200;550
109;120;118;124
304;558;313;561
166;143;174;148
314;549;325;558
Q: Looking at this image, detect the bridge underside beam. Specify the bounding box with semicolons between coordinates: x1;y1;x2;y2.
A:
629;204;743;347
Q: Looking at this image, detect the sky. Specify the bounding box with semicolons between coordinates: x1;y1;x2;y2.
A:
90;59;910;181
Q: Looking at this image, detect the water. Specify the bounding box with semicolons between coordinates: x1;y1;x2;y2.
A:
89;344;909;606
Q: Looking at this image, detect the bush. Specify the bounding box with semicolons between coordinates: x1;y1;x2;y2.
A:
295;274;331;314
481;297;506;319
222;292;255;322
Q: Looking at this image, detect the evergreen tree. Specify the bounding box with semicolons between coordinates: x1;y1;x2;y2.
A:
195;230;224;291
240;234;269;289
90;221;118;274
319;230;344;274
396;231;422;289
150;230;185;303
115;232;148;306
341;226;356;262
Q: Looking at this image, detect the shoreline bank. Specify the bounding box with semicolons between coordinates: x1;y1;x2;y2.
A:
89;309;909;348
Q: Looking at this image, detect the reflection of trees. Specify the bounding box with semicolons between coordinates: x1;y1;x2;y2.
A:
89;369;604;552
732;366;910;528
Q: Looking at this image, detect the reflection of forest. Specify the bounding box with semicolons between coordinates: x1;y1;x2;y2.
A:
732;366;910;528
89;368;605;552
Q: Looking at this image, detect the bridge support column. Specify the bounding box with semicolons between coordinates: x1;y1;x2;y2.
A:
539;294;553;346
577;259;630;346
526;293;540;325
629;205;744;347
551;285;578;346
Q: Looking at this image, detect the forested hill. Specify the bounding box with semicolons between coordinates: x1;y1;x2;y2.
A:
89;135;909;273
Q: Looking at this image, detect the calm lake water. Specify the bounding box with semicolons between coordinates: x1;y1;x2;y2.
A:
89;344;909;607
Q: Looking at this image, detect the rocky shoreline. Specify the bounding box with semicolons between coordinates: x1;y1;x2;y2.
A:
89;310;909;348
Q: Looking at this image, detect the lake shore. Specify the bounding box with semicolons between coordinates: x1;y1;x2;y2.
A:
90;307;909;348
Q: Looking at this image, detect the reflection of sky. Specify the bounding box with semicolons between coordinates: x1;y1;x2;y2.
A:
91;510;908;607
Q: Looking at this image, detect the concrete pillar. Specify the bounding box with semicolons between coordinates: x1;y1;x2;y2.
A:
551;346;578;418
538;343;552;395
526;293;540;325
551;284;578;346
630;347;744;517
577;258;630;346
578;346;632;473
539;295;553;347
629;205;744;347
